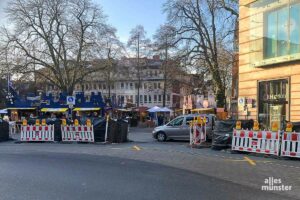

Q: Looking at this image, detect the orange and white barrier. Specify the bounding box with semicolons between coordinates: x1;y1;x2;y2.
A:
21;125;54;142
232;129;280;156
61;125;94;142
190;123;206;145
281;132;300;158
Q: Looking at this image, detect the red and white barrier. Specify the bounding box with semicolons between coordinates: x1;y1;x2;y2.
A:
190;124;206;145
21;125;54;142
61;125;94;142
281;132;300;158
232;129;280;156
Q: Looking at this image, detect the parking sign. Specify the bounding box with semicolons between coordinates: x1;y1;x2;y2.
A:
66;96;75;105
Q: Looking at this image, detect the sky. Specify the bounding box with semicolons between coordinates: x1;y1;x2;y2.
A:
0;0;168;43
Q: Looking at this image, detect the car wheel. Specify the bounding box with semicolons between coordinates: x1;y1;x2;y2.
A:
157;132;166;142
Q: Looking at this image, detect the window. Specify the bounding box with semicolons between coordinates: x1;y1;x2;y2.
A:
149;95;152;103
130;83;133;89
158;83;161;89
125;83;128;89
94;84;97;90
154;95;157;102
185;117;194;125
144;95;147;103
168;117;184;126
249;1;300;67
103;84;106;89
167;94;170;102
99;84;102;89
85;84;89;90
154;83;157;89
111;84;114;90
144;83;147;89
158;95;162;102
140;95;143;103
121;83;124;89
135;83;138;89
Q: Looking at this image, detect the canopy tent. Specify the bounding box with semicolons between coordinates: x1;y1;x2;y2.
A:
0;109;8;114
148;106;172;113
40;108;68;112
147;106;161;112
7;107;36;110
73;107;101;112
161;107;172;112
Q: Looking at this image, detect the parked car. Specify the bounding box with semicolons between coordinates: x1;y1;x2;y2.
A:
152;114;215;142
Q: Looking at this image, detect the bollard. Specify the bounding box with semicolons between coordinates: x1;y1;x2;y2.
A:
74;119;79;126
42;119;46;126
104;115;109;142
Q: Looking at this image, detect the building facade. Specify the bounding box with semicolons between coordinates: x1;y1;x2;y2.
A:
46;56;193;109
239;0;300;129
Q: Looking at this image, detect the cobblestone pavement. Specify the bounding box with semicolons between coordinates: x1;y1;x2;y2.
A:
2;127;300;199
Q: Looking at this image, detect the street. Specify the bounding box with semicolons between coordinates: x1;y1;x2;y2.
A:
0;128;298;200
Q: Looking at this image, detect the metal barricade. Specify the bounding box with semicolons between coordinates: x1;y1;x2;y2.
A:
21;125;54;142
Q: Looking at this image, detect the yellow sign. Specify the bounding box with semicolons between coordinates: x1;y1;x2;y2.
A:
271;121;278;132
22;119;27;126
62;119;66;126
253;120;259;131
74;119;79;126
236;121;241;130
86;119;91;126
35;119;40;126
286;122;293;132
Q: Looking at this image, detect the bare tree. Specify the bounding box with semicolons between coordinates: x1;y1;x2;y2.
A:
101;27;125;99
164;0;237;107
127;25;151;108
1;0;112;95
153;24;178;107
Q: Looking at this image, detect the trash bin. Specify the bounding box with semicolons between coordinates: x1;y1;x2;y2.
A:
108;119;128;143
93;118;107;142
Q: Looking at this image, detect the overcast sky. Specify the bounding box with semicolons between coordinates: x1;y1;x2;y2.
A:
0;0;167;43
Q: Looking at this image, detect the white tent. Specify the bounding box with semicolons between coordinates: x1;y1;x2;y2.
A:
147;106;161;112
161;107;172;112
0;109;8;114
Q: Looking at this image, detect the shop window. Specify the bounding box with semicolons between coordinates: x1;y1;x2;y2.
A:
258;79;289;130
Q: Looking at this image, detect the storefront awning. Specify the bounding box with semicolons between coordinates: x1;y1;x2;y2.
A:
7;107;36;110
73;107;100;111
40;108;68;112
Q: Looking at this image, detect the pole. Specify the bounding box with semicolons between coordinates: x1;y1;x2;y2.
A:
104;114;109;142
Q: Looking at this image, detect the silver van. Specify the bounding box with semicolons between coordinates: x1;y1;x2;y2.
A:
152;114;215;142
